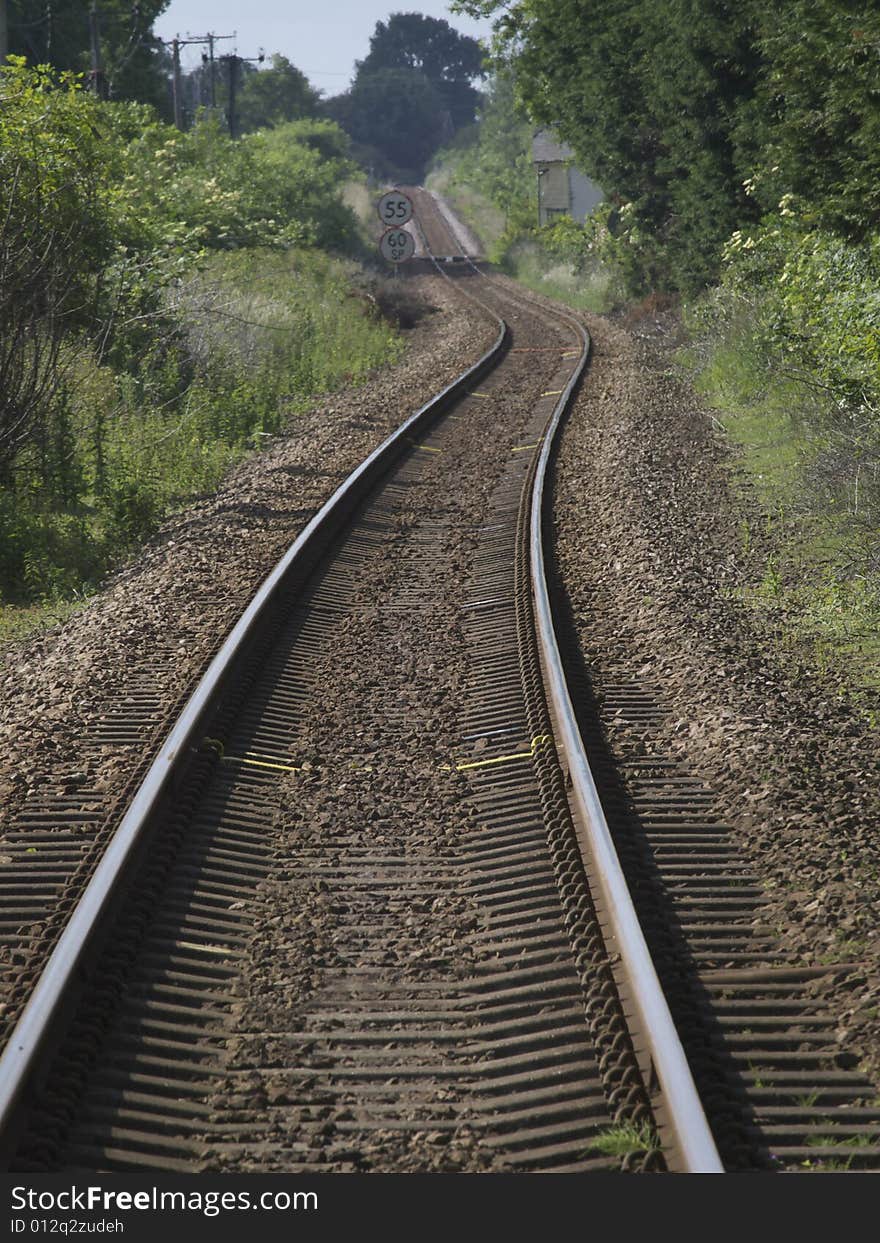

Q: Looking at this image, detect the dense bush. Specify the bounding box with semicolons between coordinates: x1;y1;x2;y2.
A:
0;61;120;476
0;63;395;614
688;195;880;530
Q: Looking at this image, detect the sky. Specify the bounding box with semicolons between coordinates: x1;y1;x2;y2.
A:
152;2;498;97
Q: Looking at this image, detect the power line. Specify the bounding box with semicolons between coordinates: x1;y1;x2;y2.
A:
161;32;234;129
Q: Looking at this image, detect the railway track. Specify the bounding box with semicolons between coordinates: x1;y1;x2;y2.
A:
0;187;878;1174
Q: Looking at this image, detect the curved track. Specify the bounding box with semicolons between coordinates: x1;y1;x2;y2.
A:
4;188;879;1175
0;188;719;1175
411;188;880;1172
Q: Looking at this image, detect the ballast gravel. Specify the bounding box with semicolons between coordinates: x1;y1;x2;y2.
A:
545;291;880;1085
7;255;880;1130
0;275;496;865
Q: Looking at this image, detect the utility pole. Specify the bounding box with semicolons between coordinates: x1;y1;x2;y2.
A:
88;3;107;99
171;36;183;129
220;48;263;138
162;33;232;129
223;53;238;138
0;0;8;65
207;32;216;108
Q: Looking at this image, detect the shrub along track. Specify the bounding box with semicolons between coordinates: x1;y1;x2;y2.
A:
0;209;700;1174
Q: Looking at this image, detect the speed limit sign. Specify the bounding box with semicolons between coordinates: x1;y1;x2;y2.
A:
379;227;416;264
377;190;413;226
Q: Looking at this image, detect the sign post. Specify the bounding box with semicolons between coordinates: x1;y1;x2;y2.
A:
377;190;413;229
377;191;416;276
379;228;416;266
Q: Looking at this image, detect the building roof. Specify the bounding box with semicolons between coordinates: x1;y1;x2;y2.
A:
532;128;575;164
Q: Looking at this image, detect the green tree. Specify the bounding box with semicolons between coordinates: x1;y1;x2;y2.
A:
357;11;485;130
754;2;880;238
455;0;763;291
0;60;120;473
328;67;448;181
236;54;321;134
7;0;171;111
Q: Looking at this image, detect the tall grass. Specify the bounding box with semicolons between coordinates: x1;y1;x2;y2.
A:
681;292;880;690
0;248;401;618
499;236;617;314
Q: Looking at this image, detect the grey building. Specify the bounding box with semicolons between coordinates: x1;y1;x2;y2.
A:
532;130;603;226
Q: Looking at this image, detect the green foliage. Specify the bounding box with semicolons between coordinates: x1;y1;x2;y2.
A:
683;197;880;686
588;1122;659;1159
503;0;762;293
487;213;622;313
428;69;534;261
0;60;119;303
0;62;396;618
357;12;485;130
108;111;358;254
0;249;402;610
456;0;880;293
236;55;322;134
330;67;449;182
454;0;880;690
704;195;880;482
754;4;880;239
329;12;486;181
8;0;170;112
444;71;533;236
243;123;358;251
499;233;619;315
0;60;120;472
278;119;352;164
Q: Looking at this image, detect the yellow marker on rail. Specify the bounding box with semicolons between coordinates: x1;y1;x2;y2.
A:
222;752;303;774
442;734;553;772
541;389;564;397
407;436;442;453
512;443;541;453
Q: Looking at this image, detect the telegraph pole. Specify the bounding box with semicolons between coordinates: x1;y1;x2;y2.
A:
207;32;216;108
163;33;233;128
223;54;238;138
171;37;183;128
88;3;107;99
0;0;8;64
220;50;263;139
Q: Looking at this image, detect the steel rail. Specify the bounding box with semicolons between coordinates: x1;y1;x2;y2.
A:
0;309;508;1144
407;188;722;1170
526;312;724;1174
